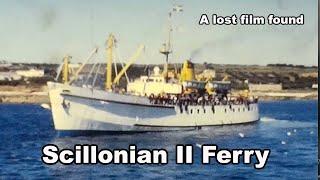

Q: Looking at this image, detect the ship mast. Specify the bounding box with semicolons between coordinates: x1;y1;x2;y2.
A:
160;5;183;80
106;34;115;90
160;12;173;80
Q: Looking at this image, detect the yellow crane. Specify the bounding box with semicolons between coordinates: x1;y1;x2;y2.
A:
222;74;229;81
62;55;71;84
113;45;145;85
105;34;115;90
67;47;98;85
104;34;145;89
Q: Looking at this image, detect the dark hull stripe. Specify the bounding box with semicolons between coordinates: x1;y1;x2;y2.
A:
134;119;260;128
61;93;175;109
57;129;196;137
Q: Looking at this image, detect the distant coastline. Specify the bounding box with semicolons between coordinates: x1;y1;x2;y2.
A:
0;63;318;104
0;85;317;104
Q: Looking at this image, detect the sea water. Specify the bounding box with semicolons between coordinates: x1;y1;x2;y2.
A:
0;100;317;179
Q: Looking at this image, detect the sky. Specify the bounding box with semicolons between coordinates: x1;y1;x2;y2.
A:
0;0;317;65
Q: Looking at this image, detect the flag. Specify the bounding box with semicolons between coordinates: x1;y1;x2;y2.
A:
173;5;183;12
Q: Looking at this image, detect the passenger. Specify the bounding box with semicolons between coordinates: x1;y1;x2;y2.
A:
173;95;178;105
167;95;171;105
149;93;155;104
154;95;159;104
197;96;202;105
163;94;168;105
159;95;164;105
201;95;205;106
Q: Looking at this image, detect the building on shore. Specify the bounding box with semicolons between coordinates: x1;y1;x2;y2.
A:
249;83;282;91
0;72;22;81
196;69;216;81
15;69;44;78
311;84;318;89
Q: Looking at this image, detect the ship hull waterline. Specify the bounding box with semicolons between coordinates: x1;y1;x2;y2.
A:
48;82;260;133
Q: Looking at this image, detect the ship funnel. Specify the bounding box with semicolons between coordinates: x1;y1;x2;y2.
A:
180;60;194;82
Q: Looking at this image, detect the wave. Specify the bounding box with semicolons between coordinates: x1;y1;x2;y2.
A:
260;116;316;128
260;117;278;122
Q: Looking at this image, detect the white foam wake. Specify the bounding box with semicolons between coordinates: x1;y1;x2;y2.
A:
260;117;278;122
260;116;316;128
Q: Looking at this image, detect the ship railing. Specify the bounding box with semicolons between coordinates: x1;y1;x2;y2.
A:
148;94;258;107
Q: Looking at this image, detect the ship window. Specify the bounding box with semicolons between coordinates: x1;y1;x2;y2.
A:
233;109;235;112
204;109;206;113
225;109;227;113
197;109;200;114
190;109;193;114
243;108;245;111
238;108;240;112
147;79;154;82
212;106;215;114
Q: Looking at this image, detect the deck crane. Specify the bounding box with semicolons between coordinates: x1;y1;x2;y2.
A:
113;45;145;85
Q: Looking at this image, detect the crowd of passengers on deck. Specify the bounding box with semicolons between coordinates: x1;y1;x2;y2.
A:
148;93;258;107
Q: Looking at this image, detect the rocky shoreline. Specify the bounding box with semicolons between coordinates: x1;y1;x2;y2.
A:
0;85;49;104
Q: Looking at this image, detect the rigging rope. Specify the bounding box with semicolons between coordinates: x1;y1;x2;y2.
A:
92;63;102;88
113;41;118;78
84;60;98;85
115;44;130;83
55;61;64;81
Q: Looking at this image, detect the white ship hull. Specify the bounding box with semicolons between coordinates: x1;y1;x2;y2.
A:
48;82;260;133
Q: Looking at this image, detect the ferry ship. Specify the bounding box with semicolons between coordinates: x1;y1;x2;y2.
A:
47;8;259;133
